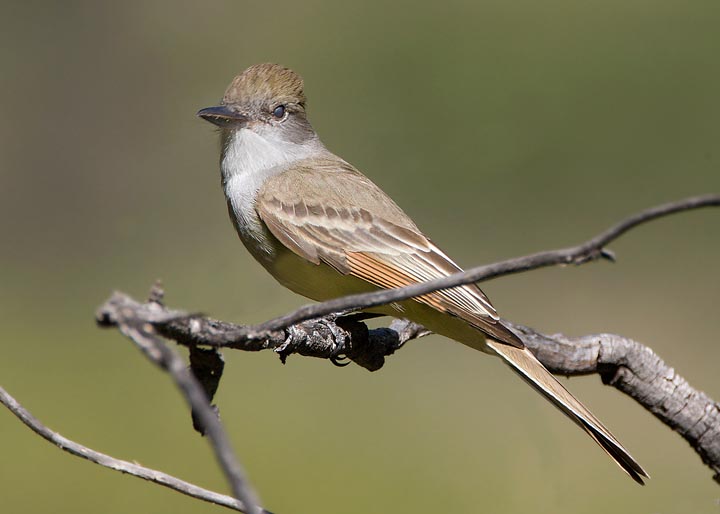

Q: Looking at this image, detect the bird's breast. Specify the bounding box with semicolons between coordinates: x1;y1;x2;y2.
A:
223;172;272;247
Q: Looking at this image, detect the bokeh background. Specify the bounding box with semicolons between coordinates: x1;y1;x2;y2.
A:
1;1;719;513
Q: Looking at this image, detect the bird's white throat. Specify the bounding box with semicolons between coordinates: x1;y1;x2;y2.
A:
221;128;322;250
221;128;321;182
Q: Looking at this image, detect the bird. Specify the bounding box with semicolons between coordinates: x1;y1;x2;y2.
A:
197;63;648;484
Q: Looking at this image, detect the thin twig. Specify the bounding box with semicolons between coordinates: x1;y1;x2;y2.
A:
231;194;719;339
4;193;718;514
96;290;266;514
0;386;254;512
94;289;720;482
98;292;426;372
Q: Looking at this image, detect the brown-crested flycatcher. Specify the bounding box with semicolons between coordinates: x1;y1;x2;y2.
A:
198;63;647;484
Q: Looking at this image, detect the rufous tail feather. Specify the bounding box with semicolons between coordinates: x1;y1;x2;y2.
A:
486;340;648;484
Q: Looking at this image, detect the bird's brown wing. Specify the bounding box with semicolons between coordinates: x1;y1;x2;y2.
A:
257;159;649;483
256;157;522;347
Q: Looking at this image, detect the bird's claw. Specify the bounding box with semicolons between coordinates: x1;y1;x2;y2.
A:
274;326;302;364
317;317;352;367
330;354;351;367
600;248;616;262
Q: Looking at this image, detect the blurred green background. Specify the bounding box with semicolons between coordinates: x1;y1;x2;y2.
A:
1;1;719;513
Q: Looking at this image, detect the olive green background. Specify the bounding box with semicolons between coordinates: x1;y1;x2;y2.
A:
1;1;719;513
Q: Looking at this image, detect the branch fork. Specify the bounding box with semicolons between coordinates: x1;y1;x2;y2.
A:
3;194;719;513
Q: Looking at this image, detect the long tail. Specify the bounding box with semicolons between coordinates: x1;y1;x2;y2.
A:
486;340;648;484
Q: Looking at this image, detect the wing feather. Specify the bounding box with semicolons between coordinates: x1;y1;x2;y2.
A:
256;158;521;347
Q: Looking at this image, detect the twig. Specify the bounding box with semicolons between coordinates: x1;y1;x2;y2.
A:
0;386;255;512
87;193;719;485
227;194;719;339
98;292;427;372
7;193;717;514
93;290;720;482
96;287;267;514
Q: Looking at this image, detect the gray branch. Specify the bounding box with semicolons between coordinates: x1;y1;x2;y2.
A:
0;385;261;512
95;290;720;483
2;194;718;514
95;286;267;514
88;194;719;487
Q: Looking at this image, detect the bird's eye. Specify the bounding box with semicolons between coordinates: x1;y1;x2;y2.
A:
272;105;286;119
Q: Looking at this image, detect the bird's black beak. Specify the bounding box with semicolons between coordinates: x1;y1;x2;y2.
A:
197;105;249;128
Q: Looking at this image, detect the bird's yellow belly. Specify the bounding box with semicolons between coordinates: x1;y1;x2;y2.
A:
268;247;378;302
264;245;491;354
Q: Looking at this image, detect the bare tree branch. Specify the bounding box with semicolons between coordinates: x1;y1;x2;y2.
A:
95;286;267;514
89;193;719;486
5;194;718;514
0;386;263;512
98;292;427;372
94;291;720;482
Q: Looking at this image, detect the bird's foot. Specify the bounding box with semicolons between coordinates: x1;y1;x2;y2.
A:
320;316;351;367
274;325;303;364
